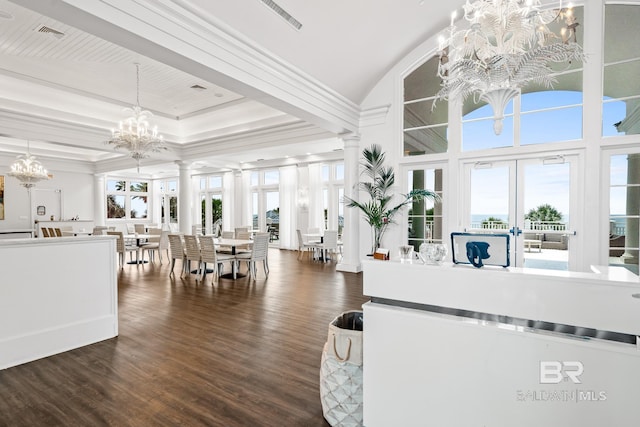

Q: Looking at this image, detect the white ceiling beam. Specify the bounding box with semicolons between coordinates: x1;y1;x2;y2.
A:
13;0;361;136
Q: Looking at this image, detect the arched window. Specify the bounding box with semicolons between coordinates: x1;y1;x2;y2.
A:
403;55;448;156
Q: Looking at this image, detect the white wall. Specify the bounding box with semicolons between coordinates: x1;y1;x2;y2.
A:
0;154;95;230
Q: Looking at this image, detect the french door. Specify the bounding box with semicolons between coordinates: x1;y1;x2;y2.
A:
462;154;580;270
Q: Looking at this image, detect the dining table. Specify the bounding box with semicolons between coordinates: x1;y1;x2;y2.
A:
124;233;151;264
302;233;325;260
214;237;253;279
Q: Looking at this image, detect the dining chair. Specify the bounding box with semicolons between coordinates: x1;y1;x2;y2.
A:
198;235;235;282
296;229;314;260
192;224;205;235
235;230;252;253
168;234;186;276
126;223;136;234
40;228;50;238
235;232;270;280
134;224;146;234
140;228;168;264
54;228;63;237
311;230;339;262
183;235;202;278
107;231;139;268
92;226;108;236
48;228;57;238
234;227;249;236
218;230;235;254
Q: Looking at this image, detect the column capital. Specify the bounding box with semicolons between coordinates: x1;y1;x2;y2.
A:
175;160;192;169
339;132;361;143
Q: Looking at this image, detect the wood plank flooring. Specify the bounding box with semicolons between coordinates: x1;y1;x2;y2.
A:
0;249;368;426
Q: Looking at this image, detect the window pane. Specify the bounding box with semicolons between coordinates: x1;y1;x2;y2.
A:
167;181;177;192
604;61;640;99
407;168;444;248
335;164;344;180
264;170;279;185
130;195;148;219
404;99;448;129
403;55;448;157
107;180;125;192
610;155;629;186
130;181;147;192
170;196;178;223
252;192;258;228
604;5;640;64
251;172;259;187
404;56;441;102
403;125;448;155
521;106;582;145
602;99;627;137
462;117;514;151
209;176;222;188
521;88;582;112
107;195;126;218
322;166;329;182
200;178;206;190
609;152;640;274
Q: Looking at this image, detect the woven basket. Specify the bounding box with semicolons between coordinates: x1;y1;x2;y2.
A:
319;311;363;427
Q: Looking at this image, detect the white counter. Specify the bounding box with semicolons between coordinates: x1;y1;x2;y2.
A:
362;260;640;427
0;236;118;369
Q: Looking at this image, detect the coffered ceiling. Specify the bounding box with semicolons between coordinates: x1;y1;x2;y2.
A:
0;0;461;176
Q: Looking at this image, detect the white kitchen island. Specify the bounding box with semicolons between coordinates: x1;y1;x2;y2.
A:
0;236;118;370
362;259;640;427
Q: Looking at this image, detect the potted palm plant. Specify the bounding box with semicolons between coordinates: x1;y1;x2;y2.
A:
344;144;440;255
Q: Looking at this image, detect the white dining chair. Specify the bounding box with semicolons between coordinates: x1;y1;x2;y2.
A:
296;229;314;260
198;235;235;282
107;231;139;268
168;234;186;276
235;233;270;280
140;229;168;264
310;230;339;262
183;235;202;278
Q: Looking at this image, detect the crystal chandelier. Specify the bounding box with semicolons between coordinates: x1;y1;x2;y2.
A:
436;0;586;135
107;63;167;171
8;141;50;189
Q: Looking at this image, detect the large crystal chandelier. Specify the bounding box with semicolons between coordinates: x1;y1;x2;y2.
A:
8;141;50;189
436;0;586;135
107;63;167;171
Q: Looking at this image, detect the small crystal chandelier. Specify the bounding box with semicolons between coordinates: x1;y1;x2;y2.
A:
8;141;50;189
107;63;167;172
435;0;586;135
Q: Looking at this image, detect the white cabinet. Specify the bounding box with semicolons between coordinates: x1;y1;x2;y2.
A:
362;260;640;427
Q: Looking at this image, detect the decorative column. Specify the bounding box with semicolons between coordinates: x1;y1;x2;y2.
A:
337;133;362;273
176;161;192;234
93;174;106;226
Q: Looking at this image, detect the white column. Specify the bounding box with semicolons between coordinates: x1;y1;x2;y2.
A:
176;161;192;234
93;174;106;226
337;133;362;273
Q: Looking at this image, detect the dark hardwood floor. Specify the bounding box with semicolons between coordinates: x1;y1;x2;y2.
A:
0;249;367;426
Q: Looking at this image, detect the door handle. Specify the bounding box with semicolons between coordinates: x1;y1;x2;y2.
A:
509;227;522;236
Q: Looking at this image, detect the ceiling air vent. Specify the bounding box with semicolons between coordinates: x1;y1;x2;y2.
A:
259;0;302;30
36;25;65;39
190;84;207;91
